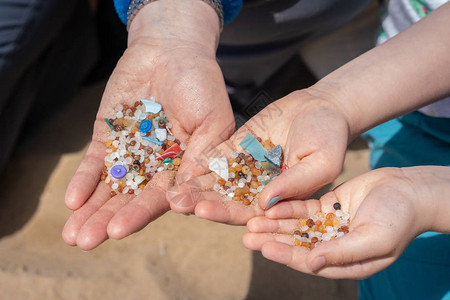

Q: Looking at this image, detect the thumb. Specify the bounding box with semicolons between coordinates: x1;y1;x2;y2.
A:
258;153;342;210
175;118;234;184
306;225;392;274
167;122;234;213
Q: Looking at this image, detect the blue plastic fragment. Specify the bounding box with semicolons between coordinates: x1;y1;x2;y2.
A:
139;120;152;133
264;144;282;167
141;99;162;114
142;136;163;146
239;133;267;161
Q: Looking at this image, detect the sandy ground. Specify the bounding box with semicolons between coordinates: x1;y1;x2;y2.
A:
0;81;370;300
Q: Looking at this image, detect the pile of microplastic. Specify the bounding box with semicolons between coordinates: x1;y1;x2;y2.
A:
293;202;350;249
100;98;186;196
209;133;286;206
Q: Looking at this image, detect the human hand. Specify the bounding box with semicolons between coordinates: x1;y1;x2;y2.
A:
167;88;351;224
62;0;234;250
243;166;440;279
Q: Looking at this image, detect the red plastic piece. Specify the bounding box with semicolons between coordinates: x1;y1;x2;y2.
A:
156;143;183;160
281;164;289;172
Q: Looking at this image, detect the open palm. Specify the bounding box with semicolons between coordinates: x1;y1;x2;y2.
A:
62;37;234;250
167;89;350;225
244;167;426;279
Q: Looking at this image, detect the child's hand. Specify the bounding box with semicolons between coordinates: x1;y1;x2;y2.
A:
62;3;234;250
167;88;351;224
243;167;438;279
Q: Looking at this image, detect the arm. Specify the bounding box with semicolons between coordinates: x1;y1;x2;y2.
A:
167;2;450;222
312;2;450;139
404;166;450;235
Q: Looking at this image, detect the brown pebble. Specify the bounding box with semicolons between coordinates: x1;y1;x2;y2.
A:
217;178;226;186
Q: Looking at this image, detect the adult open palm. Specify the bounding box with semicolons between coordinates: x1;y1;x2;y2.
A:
63;1;234;250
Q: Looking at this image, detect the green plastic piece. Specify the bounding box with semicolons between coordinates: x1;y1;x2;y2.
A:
154;117;169;123
105;118;114;130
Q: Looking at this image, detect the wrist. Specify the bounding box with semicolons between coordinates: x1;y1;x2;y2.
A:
128;0;220;56
401;166;450;234
302;85;355;143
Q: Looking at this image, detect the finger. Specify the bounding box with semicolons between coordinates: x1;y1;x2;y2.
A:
263;199;322;219
243;232;294;251
107;184;170;240
246;216;300;234
194;199;264;225
260;240;390;279
258;154;341;210
314;255;395;279
169;190;220;214
176;116;235;182
167;172;217;213
170;122;269;212
65;138;107;210
176;120;268;183
62;182;111;246
260;241;310;271
305;225;394;273
75;194;133;251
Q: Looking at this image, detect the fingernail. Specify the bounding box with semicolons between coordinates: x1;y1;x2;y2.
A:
311;256;326;272
265;196;280;210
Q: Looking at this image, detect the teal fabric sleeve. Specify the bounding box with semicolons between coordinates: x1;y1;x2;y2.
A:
112;0;242;26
